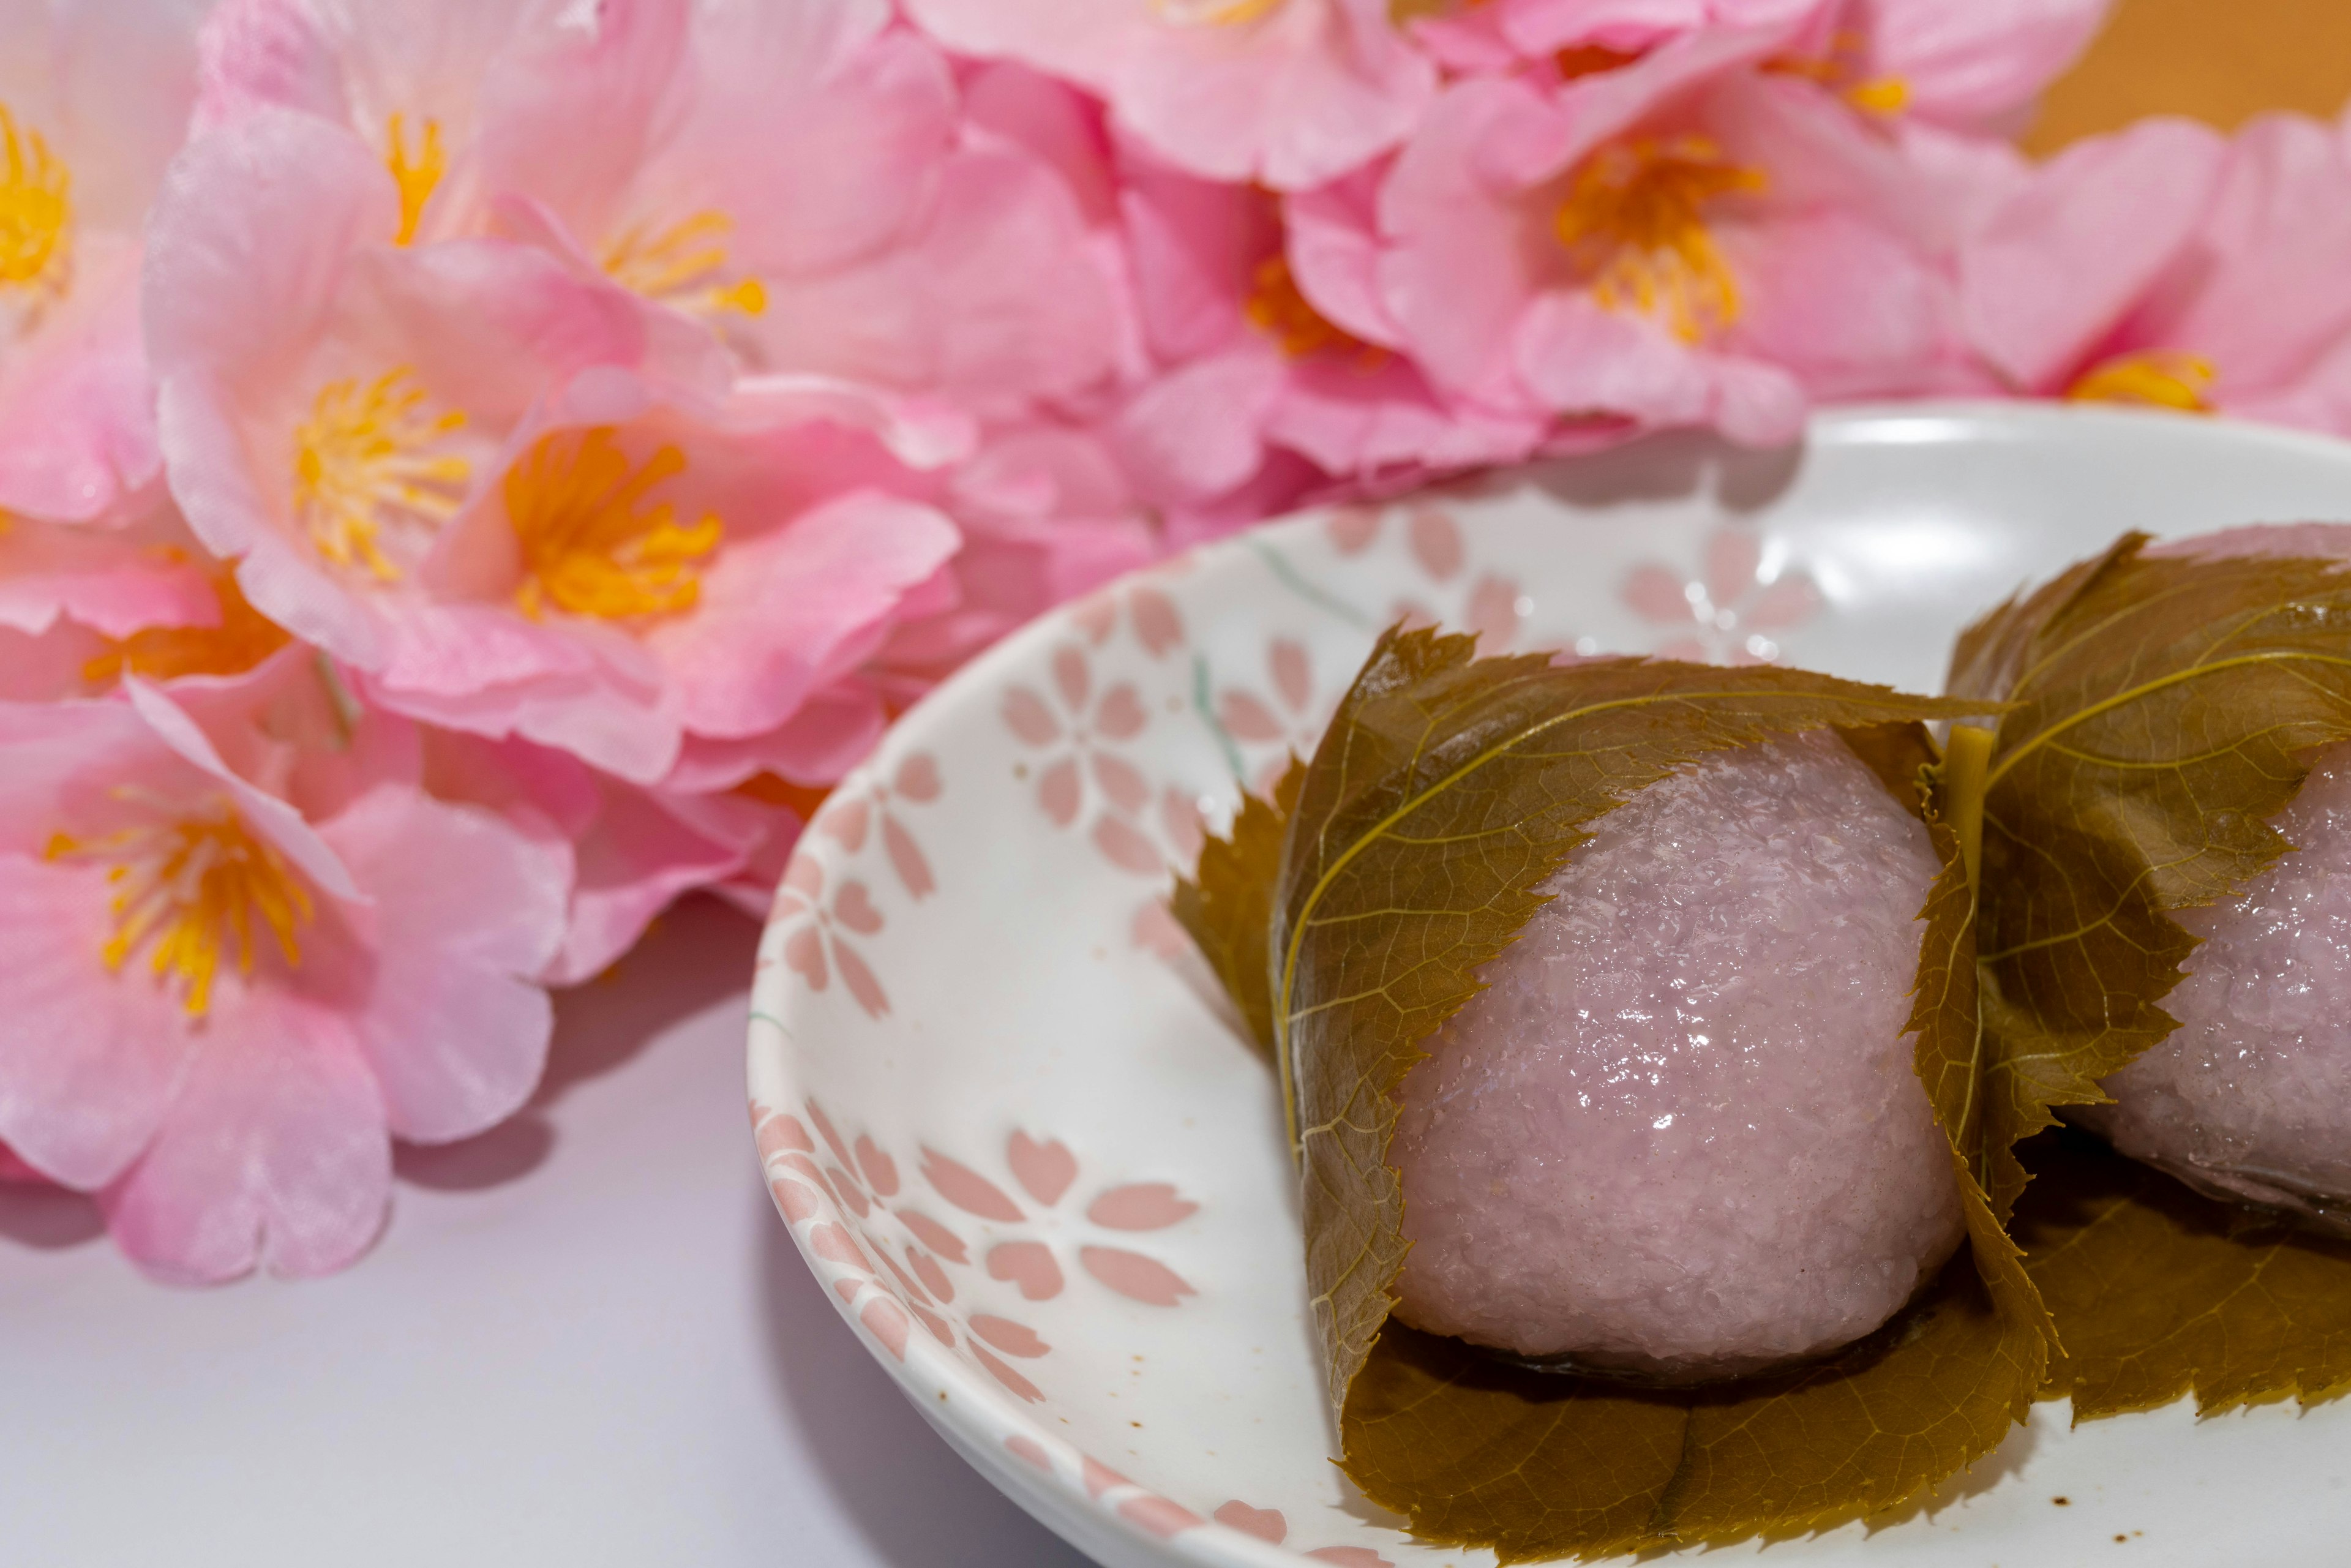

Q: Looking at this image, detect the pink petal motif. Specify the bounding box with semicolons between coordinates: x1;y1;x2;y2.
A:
1218;691;1285;743
971;1340;1045;1402
756;1112;817;1161
828;1168;872;1218
1093;816;1166;876
860;1296;912;1362
1071;594;1119;643
894;752;942;803
1051;645;1091;713
1653;636;1711;663
877;1244;932;1304
808;1223;873;1273
1086;1184;1199;1231
1038;758;1082;827
1083;1457;1130;1498
1092;752;1150;815
1744;573;1825;632
1389;598;1437;632
1703;529;1764;608
1131;899;1191;961
986;1239;1067;1300
779;1152;840;1209
1463;575;1524;653
1307;1550;1395;1566
1081;1246;1197;1306
833;939;891;1019
1003;686;1062;746
806;1100;857;1169
898;1207;970;1264
1270;639;1313;713
820;797;872;851
834;1278;863;1308
784;924;831;990
1325;506;1381;554
1622;563;1700;626
923;1147;1026;1220
855;1135;901;1198
909;1247;954;1303
1007;1130;1079;1205
1160;789;1204;863
771;1177;822;1223
882;814;935;899
969;1313;1051;1357
1007;1435;1053;1473
833;880;885;935
1214;1502;1288;1544
1408;508;1464;582
1130;589;1183;656
1118;1496;1204;1539
784;855;826;899
912;1299;956;1345
1093;684;1147;740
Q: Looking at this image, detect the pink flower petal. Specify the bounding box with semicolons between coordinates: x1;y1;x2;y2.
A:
832;880;884;936
1038;757;1083;827
1325;506;1382;553
1084;1456;1130;1498
1130;588;1184;656
1160;789;1205;863
832;937;891;1019
1093;816;1166;877
770;1177;822;1223
1051;645;1090;713
1744;572;1824;632
1080;1245;1197;1306
1092;752;1151;816
1213;1502;1288;1544
757;1111;817;1162
1086;1183;1199;1231
1007;1435;1053;1472
820;797;872;851
1703;528;1763;608
1218;691;1285;743
1270;638;1313;713
970;1340;1044;1402
1008;1130;1079;1206
1003;686;1062;745
922;1147;1025;1221
1407;508;1464;582
806;1097;857;1169
784;923;830;991
1117;1495;1203;1540
893;752;942;802
969;1313;1051;1358
827;1168;871;1218
1307;1549;1395;1567
986;1239;1067;1300
1093;683;1147;740
860;1295;912;1361
808;1221;872;1274
876;1243;931;1304
912;1299;955;1345
1621;563;1700;626
1463;574;1523;652
855;1134;901;1198
909;1247;954;1303
882;814;935;899
897;1207;969;1265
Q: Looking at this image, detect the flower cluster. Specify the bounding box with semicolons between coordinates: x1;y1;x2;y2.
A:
8;0;2351;1282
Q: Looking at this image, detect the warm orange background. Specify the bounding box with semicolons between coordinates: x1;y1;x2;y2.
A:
2027;0;2351;153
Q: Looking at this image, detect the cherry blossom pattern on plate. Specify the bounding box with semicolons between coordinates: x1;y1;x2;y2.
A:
1213;1501;1397;1566
1215;636;1326;796
1000;643;1164;877
817;751;943;901
770;853;891;1019
1622;525;1824;665
753;1098;1057;1403
1004;1434;1211;1544
916;1129;1201;1310
1070;579;1187;661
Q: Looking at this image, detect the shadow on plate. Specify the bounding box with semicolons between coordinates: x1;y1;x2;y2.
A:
397;895;762;1193
754;1202;1099;1568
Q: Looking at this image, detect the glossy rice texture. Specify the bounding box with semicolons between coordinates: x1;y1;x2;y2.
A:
2074;743;2351;1228
1390;732;1965;1380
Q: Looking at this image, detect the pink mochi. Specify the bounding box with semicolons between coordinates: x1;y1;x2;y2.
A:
2073;742;2351;1229
1391;732;1965;1381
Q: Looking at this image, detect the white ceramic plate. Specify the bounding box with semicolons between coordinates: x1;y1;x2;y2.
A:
746;403;2351;1568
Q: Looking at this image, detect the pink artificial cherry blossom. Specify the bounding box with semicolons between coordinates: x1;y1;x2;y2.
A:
0;661;570;1281
0;0;211;524
906;0;1434;192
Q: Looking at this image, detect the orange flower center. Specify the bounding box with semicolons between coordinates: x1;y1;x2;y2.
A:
1554;135;1764;343
601;211;768;319
83;573;291;686
0;102;72;305
48;806;315;1017
2067;351;2215;413
1243;253;1387;368
385;114;444;246
507;426;722;620
291;367;471;582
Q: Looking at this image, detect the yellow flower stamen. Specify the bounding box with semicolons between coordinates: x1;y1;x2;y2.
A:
1151;0;1286;24
0;102;72;304
507;426;721;620
1554;135;1764;343
82;573;291;686
1243;252;1388;370
291;367;470;582
599;211;767;318
386;114;444;246
1843;76;1910;114
2068;351;2216;413
1763;30;1908;116
48;806;315;1018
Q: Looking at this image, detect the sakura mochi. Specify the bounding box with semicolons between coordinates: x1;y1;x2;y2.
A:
1390;732;1967;1379
2073;743;2351;1229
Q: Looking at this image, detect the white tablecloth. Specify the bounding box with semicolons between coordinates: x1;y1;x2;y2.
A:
0;896;1093;1567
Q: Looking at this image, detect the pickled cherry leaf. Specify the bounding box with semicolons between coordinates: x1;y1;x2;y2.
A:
1945;534;2351;1221
1170;760;1303;1062
1197;626;2047;1560
2015;1131;2351;1419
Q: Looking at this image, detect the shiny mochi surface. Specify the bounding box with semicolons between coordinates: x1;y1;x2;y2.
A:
1390;732;1965;1381
2075;743;2351;1225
